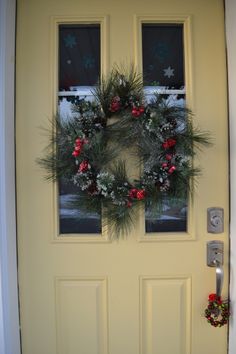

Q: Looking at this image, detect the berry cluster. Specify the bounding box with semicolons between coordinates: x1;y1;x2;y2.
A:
72;137;88;157
131;106;145;117
162;138;177;149
128;188;146;200
79;160;90;172
161;145;176;175
161;163;176;174
126;188;146;208
109;96;121;113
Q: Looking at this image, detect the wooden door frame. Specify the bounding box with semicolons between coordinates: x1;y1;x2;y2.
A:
226;0;236;352
0;0;235;353
0;0;21;353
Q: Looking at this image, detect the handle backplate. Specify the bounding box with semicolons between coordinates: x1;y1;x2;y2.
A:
207;240;224;267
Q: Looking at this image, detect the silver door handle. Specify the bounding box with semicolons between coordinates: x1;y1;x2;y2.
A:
207;241;224;297
215;260;224;298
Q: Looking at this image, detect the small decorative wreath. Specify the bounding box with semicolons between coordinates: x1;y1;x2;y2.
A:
205;293;230;327
38;66;210;238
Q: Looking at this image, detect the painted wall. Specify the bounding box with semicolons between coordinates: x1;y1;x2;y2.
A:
225;0;236;353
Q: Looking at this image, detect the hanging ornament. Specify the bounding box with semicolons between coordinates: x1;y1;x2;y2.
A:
204;293;230;327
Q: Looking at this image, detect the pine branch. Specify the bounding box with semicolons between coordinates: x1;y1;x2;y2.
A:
102;202;139;239
92;72;115;117
112;63;144;101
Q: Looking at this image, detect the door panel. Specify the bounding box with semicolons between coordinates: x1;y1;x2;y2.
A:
140;276;191;354
55;277;108;354
16;0;229;353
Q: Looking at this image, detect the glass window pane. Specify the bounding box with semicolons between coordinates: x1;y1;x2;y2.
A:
142;24;184;89
142;23;187;233
58;24;101;235
59;24;100;90
145;199;187;233
59;180;101;234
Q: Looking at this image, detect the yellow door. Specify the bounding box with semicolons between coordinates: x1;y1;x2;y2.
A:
16;0;229;354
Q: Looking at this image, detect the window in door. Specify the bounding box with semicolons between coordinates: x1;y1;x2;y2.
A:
58;23;101;235
57;21;188;236
142;23;187;233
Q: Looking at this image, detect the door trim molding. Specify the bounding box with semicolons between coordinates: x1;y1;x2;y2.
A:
0;0;21;353
225;0;236;353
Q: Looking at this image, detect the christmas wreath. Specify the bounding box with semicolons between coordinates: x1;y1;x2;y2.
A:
205;293;230;327
39;66;210;238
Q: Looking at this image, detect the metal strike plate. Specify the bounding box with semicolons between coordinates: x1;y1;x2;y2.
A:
207;207;224;233
207;240;224;267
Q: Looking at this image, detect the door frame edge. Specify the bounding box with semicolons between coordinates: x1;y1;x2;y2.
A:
0;0;21;353
225;0;236;353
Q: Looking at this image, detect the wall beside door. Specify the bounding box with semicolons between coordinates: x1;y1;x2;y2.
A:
226;0;236;353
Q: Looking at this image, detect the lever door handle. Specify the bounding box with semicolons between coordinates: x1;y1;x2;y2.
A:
215;260;224;298
207;241;224;297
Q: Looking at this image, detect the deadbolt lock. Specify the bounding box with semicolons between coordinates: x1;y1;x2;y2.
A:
207;207;224;233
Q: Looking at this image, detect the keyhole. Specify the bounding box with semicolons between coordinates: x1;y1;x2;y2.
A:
211;215;222;227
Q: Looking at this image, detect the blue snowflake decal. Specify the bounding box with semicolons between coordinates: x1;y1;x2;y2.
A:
83;55;95;69
64;34;77;48
152;42;170;63
163;66;175;79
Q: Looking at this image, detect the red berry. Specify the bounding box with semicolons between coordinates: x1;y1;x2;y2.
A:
79;160;90;172
136;189;146;200
162;138;176;149
75;138;82;145
109;97;121;112
127;200;132;208
168;166;176;174
139;107;145;113
72;151;79;157
128;188;138;198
